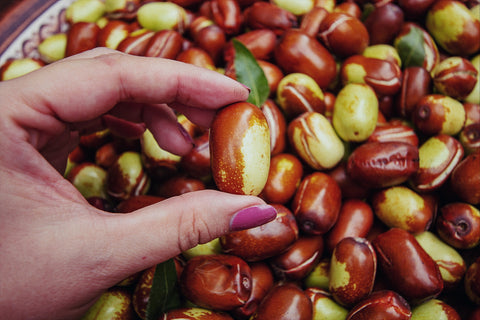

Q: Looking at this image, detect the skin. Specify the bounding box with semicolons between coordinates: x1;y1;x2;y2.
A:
0;48;268;319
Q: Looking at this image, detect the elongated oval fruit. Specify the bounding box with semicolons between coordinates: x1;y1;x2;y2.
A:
210;102;271;195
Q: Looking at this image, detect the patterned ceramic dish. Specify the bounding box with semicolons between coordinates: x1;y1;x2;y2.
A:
0;0;75;67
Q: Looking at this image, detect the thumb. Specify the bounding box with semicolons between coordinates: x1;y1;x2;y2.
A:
99;190;277;280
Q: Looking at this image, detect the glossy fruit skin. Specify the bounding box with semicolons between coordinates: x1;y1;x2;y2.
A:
367;122;419;147
329;237;377;307
250;283;313;320
465;257;480;305
412;95;466;137
82;287;135;320
66;22;100;56
433;56;479;101
220;204;299;262
300;6;329;37
210;102;270;196
449;151;480;205
347;141;419;189
177;47;216;70
372;186;435;233
270;235;324;281
395;66;432;119
372;228;444;304
260;153;303;205
305;287;349;319
133;265;155;320
261;99;287;155
115;195;164;213
415;231;467;289
318;12;369;58
276;73;325;120
436;202;480;249
274;29;337;90
180;132;211;181
410;134;464;192
144;30;183;59
291;172;342;235
243;2;298;35
363;3;405;45
117;29;155;56
223;29;277;63
411;299;461;320
288;111;345;170
179;254;252;311
332;83;379;142
327;162;371;200
96;20;130;50
340;55;402;97
163;308;234;320
426;0;480;56
326;199;374;253
231;262;274;319
346;290;412;320
154;175;205;198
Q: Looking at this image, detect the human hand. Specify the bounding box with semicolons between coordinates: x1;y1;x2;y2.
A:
0;48;277;320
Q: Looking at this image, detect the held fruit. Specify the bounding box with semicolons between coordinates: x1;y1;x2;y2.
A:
210;102;271;196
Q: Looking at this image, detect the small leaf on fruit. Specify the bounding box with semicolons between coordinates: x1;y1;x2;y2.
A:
395;26;426;68
232;39;269;108
145;259;181;320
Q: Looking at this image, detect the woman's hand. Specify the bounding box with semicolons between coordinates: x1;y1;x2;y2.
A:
0;48;276;320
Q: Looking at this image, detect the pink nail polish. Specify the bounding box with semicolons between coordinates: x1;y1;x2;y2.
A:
229;204;277;231
241;83;251;93
177;122;194;146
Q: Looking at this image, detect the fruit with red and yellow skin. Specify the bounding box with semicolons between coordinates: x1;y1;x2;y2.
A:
210;102;270;196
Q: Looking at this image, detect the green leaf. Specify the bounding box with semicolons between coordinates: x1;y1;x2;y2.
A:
360;3;375;22
145;259;181;320
395;26;426;68
232;39;269;108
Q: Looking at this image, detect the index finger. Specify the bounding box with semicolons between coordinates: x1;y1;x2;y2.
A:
9;48;249;124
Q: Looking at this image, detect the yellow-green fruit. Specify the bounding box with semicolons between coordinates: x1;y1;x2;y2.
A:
304;259;330;290
81;287;133;320
415;231;466;287
182;238;222;260
271;0;314;15
137;2;187;31
38;33;67;63
66;0;106;24
465;54;480;104
332;83;378;142
411;299;461;320
362;44;402;67
1;58;43;81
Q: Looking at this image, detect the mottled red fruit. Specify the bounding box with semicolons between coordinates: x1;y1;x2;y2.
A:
347;290;411;320
436;202;480;249
270;235;324;281
347;141;419;188
220;204;299;262
179;254;252;311
372;228;444;304
292;172;342;235
274;29;337;89
251;283;312;320
210;102;270;196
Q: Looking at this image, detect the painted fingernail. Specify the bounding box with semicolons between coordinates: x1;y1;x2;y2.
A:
177;122;194;146
229;204;277;231
241;83;251;93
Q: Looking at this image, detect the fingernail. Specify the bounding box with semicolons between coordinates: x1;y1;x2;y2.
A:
229;204;277;231
241;83;251;93
177;122;194;146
